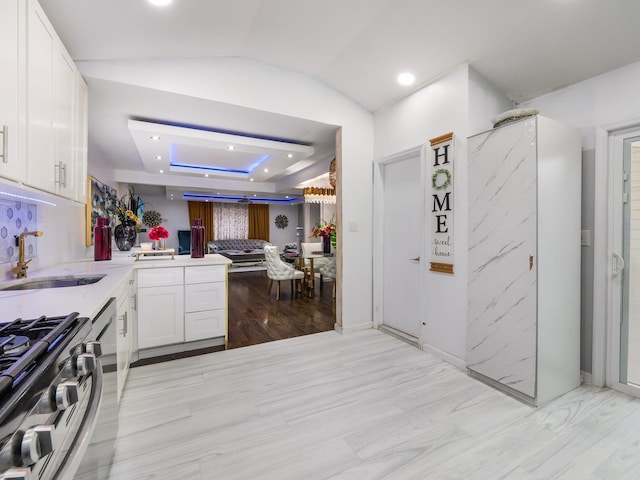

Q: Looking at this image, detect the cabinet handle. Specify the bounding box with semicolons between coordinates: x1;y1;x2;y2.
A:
529;255;534;271
61;162;67;187
121;311;128;336
0;125;7;164
54;163;60;185
133;294;137;312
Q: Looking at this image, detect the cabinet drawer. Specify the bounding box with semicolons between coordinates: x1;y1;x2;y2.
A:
185;309;225;341
185;282;226;313
184;265;225;285
137;267;183;288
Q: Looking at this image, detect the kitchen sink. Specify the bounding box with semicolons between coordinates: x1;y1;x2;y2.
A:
0;274;107;291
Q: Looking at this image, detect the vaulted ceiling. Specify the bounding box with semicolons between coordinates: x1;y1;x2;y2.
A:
38;0;640;200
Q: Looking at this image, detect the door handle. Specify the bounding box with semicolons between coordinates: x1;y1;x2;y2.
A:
613;252;625;277
409;256;420;262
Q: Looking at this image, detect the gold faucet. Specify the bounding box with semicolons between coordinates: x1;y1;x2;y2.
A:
11;231;43;279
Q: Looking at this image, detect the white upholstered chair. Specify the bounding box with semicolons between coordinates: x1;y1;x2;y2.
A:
264;245;304;300
318;257;337;298
301;242;330;267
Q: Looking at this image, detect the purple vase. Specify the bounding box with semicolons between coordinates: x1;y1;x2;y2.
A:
94;217;112;261
191;218;205;258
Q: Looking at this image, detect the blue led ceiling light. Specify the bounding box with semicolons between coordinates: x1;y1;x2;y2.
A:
169;162;249;175
183;193;300;204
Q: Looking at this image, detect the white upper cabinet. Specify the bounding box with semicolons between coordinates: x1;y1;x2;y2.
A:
0;1;25;182
26;0;56;194
74;73;88;203
9;0;88;203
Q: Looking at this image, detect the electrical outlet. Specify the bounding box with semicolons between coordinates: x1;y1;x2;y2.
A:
581;230;591;246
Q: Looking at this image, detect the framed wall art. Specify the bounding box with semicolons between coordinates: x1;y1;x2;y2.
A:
86;176;117;246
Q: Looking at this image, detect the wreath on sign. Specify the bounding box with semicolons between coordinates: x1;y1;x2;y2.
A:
275;214;289;229
432;168;452;191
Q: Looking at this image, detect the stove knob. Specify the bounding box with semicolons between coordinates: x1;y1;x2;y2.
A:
1;468;31;480
55;381;80;410
85;341;102;358
20;425;55;466
76;353;96;376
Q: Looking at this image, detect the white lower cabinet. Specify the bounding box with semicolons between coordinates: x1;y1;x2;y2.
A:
184;265;227;341
136;264;227;352
185;310;226;342
115;276;131;402
137;284;185;349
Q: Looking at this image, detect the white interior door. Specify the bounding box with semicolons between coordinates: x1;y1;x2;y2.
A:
382;155;422;337
609;128;640;397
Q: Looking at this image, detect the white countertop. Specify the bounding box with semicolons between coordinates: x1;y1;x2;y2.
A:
0;253;231;320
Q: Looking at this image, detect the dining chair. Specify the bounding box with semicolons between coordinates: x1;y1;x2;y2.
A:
318;257;337;299
264;245;304;300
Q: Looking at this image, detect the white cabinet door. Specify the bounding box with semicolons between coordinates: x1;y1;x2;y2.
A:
115;279;130;402
26;0;56;194
52;45;76;199
73;73;88;203
185;310;226;342
137;285;184;349
467;118;538;399
0;0;25;183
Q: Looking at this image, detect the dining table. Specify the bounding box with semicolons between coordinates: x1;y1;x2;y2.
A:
283;251;333;297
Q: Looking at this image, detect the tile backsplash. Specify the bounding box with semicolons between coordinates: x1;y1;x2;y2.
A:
0;201;38;265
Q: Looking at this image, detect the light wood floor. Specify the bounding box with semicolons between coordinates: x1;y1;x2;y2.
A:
93;329;640;480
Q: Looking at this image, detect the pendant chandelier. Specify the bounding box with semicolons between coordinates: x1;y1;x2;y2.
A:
303;186;336;204
303;158;336;204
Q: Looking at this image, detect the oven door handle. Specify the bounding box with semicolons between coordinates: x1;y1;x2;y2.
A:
52;361;103;480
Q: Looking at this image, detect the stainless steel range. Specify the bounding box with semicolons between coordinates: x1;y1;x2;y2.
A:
0;310;104;480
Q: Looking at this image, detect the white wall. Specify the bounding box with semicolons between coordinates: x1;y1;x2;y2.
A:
269;204;299;250
519;59;640;374
134;193;190;252
373;65;510;363
79;57;374;331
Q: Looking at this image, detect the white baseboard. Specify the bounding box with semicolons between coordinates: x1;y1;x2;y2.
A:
420;342;467;370
334;321;372;334
581;370;593;386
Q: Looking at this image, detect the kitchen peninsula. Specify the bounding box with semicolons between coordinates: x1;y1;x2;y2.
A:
0;252;232;397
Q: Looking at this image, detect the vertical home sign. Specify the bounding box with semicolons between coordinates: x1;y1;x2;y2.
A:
429;132;454;274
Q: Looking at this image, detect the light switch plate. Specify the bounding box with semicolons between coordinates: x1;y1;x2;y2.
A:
581;230;591;246
348;221;358;232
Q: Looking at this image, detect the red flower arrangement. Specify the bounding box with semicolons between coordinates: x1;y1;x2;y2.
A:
148;225;169;241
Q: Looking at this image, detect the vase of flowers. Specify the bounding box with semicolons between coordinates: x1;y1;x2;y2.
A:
148;225;169;250
106;190;142;251
311;218;336;254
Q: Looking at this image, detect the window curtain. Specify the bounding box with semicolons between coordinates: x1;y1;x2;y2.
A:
248;204;270;241
187;201;215;243
214;203;248;239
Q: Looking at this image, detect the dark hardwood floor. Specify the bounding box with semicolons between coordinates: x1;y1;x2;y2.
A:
131;269;336;367
227;270;336;349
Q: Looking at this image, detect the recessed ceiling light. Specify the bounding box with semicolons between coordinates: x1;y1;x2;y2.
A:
227;145;235;151
148;0;173;6
287;154;293;158
397;72;416;86
285;196;289;198
264;168;269;173
254;194;257;197
217;192;220;194
150;135;160;141
204;174;209;178
155;155;163;160
159;170;164;173
250;178;254;182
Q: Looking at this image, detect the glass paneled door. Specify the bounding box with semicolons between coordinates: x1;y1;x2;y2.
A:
610;130;640;395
